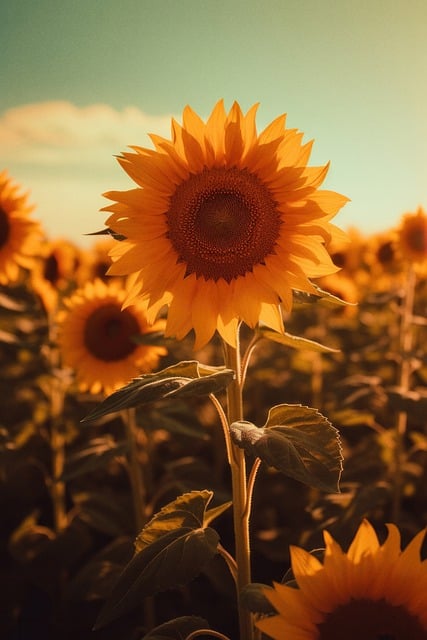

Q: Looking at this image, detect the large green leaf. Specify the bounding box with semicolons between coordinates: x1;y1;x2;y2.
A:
82;360;234;422
258;327;339;353
135;490;214;552
94;490;222;629
94;526;219;629
230;404;343;492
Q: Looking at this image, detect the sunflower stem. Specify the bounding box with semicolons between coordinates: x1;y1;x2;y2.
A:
47;312;68;534
391;266;416;522
122;407;147;533
223;338;254;640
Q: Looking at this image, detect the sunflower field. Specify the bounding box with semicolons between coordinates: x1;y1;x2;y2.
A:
1;103;427;640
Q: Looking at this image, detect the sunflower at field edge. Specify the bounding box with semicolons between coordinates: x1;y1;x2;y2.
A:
103;100;349;350
256;519;427;640
395;206;427;266
56;278;167;395
0;170;42;285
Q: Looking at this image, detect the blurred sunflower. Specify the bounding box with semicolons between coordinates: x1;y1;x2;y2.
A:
57;279;167;394
396;206;427;265
0;170;41;285
257;519;427;640
104;100;348;349
31;238;83;312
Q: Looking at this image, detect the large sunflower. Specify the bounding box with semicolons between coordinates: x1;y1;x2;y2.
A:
257;519;427;640
57;279;167;395
104;101;349;349
0;170;41;285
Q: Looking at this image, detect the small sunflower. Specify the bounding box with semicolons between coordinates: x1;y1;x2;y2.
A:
31;238;83;312
257;519;427;640
0;170;41;285
396;206;427;264
57;279;167;395
104;101;348;349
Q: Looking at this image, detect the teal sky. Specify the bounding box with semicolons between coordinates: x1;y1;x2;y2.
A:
1;0;427;245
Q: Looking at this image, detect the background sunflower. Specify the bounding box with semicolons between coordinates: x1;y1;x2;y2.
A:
57;278;167;394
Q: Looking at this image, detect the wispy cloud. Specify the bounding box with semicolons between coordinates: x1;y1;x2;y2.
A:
0;101;175;168
0;102;177;244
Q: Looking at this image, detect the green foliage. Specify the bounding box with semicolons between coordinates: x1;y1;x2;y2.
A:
82;361;235;422
94;490;221;629
258;327;339;353
230;404;343;492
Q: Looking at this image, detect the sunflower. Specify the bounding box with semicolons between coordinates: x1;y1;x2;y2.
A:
31;238;83;313
0;170;41;285
396;206;427;265
257;519;427;640
57;278;167;395
103;101;348;349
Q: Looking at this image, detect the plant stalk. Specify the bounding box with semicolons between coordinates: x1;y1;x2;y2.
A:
392;266;416;522
223;339;254;640
123;407;147;533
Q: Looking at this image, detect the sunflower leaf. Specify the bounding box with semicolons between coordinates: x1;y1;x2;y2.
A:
134;490;214;553
230;404;343;493
94;491;221;628
59;437;128;481
258;327;339;353
81;360;234;422
293;284;353;307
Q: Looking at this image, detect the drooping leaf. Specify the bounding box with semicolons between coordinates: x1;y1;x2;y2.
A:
94;526;219;629
142;616;211;639
60;436;128;481
230;404;343;492
293;284;354;307
82;361;234;422
258;327;339;353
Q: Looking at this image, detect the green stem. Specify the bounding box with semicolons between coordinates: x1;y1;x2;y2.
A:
223;338;254;640
391;266;416;522
122;407;147;532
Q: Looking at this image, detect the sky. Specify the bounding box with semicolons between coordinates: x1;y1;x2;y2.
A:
1;0;426;247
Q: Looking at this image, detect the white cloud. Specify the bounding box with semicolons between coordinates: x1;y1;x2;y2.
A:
0;101;176;167
0;101;177;244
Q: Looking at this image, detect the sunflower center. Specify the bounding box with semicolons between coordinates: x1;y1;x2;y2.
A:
44;254;59;284
0;207;10;249
377;241;395;264
317;598;427;640
166;167;282;282
84;303;140;361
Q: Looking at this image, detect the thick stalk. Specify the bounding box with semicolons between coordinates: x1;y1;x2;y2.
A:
123;407;147;533
223;340;254;640
391;266;416;522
